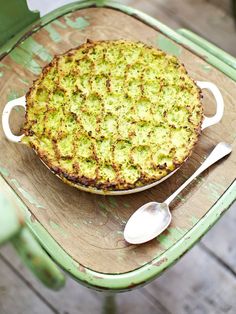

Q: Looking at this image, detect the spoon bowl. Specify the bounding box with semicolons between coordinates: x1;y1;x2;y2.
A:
124;142;232;244
124;202;171;244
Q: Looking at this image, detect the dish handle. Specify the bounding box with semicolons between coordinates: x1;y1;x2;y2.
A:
2;96;26;143
196;81;224;130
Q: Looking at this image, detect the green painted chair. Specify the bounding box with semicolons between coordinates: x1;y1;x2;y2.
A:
1;0;236;305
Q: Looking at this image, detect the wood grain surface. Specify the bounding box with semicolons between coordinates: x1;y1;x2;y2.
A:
0;7;236;273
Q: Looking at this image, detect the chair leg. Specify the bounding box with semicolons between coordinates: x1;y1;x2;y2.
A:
102;293;117;314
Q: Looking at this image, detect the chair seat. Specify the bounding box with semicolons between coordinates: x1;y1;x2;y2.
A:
0;5;235;282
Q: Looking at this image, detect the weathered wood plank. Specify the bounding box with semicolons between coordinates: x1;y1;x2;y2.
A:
122;0;182;30
0;245;170;314
0;252;55;314
201;202;236;274
145;244;236;314
129;0;236;56
0;245;102;314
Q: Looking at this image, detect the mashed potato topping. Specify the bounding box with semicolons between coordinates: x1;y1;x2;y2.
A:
23;40;203;190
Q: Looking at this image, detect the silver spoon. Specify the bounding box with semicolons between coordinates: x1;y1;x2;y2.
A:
124;142;232;244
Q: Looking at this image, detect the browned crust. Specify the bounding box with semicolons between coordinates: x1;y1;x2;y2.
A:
24;39;203;191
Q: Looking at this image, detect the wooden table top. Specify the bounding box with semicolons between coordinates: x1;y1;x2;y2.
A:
0;7;236;274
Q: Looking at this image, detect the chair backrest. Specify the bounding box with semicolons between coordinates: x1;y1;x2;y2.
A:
0;0;39;47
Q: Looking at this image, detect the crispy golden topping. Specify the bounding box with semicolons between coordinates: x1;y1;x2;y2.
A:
23;40;203;190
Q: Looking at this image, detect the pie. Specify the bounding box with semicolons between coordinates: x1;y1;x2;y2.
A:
22;40;203;190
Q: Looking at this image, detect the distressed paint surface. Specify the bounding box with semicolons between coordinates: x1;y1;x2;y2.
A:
0;166;10;177
52;20;67;29
156;34;182;56
18;77;30;85
202;64;212;72
49;221;68;238
158;227;188;250
0;63;10;69
64;14;90;30
20;37;52;62
9;48;41;75
7;90;25;101
10;179;44;209
204;182;225;203
44;24;62;43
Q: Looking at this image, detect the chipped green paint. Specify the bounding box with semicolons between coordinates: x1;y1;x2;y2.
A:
0;63;10;69
73;222;80;228
0;166;9;177
123;203;130;208
190;216;199;225
10;179;44;209
158;227;188;249
108;197;118;207
156;35;181;57
50;221;68;238
176;195;186;202
18;77;29;85
52;20;67;29
7;90;22;101
0;71;3;77
204;182;225;203
64;15;90;30
202;64;212;73
20;37;52;62
44;24;61;43
98;201;109;211
7;89;26;111
9;47;41;75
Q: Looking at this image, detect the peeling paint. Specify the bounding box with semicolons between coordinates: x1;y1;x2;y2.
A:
108;196;118;207
49;220;68;238
156;35;181;57
64;15;90;30
9;48;41;75
73;222;80;228
176;194;186;202
0;63;10;69
157;227;188;249
204;182;224;202
123;203;130;208
20;37;52;62
202;64;212;73
190;216;199;225
10;179;44;209
0;166;9;177
98;201;108;211
151;257;168;267
52;20;67;29
18;77;29;85
7;90;23;101
44;24;61;43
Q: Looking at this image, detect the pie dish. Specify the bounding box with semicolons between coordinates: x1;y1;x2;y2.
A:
2;40;224;195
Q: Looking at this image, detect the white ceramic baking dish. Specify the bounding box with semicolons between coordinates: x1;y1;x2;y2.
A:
2;81;224;195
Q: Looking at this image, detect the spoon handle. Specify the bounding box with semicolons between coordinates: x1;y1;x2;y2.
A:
165;142;232;206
